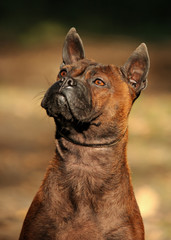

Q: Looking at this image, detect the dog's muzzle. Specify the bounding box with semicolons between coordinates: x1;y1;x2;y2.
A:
41;78;92;122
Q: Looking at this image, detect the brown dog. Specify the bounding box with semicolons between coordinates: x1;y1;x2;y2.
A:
19;28;150;240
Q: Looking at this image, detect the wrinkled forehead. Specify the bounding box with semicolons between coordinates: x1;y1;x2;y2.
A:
60;59;117;78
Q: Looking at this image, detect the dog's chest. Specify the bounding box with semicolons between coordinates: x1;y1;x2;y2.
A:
63;149;113;199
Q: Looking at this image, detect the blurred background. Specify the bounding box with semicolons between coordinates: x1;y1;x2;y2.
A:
0;0;171;239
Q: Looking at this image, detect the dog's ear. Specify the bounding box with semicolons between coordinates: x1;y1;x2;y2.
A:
121;43;150;98
62;27;85;65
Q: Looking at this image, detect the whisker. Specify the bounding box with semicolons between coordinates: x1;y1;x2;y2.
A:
44;76;55;86
35;96;44;102
33;91;45;100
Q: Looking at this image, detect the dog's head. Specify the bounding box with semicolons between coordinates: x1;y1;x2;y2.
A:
41;28;150;146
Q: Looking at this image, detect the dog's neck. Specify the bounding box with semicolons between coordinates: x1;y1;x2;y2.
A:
55;129;131;186
39;129;134;217
56;126;128;148
53;129;134;210
55;126;128;157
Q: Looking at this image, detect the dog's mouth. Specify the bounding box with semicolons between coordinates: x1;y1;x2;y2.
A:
41;81;95;128
41;92;73;121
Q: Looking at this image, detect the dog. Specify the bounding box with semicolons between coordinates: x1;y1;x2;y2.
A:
19;27;150;240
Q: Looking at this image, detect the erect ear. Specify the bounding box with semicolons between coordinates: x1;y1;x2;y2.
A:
62;27;85;65
120;43;150;98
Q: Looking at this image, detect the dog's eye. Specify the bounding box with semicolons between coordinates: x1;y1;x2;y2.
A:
93;78;105;86
60;69;67;77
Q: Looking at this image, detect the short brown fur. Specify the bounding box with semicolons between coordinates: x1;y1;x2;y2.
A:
19;28;149;240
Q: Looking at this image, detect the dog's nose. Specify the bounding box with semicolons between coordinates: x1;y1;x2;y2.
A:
59;78;77;92
63;78;76;87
